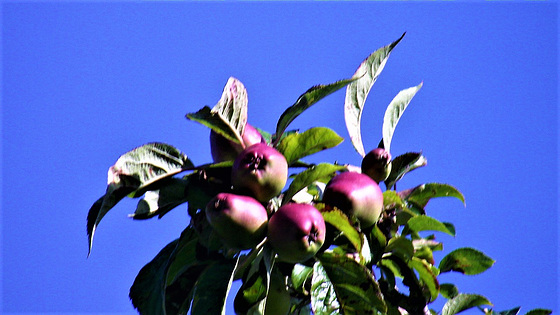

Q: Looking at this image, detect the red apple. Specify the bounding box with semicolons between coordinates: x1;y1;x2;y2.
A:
210;123;265;163
361;148;392;183
322;171;383;228
267;203;326;263
205;192;268;250
231;143;288;202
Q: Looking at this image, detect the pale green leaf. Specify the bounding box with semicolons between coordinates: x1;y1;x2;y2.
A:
382;82;423;152
344;33;405;157
442;293;492;315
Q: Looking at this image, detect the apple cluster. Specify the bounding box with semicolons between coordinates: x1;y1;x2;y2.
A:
205;126;391;265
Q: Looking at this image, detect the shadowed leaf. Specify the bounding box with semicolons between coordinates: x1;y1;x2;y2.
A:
191;257;239;315
385;152;427;190
129;238;179;315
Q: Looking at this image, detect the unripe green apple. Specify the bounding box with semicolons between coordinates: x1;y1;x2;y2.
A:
264;267;291;315
267;203;326;263
361;148;392;183
205;192;268;250
322;171;383;228
231;143;288;202
210;123;265;163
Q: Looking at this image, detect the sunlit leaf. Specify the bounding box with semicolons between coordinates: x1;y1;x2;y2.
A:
385;152;427;190
382;82;423;152
275;77;359;145
187;77;248;145
129;238;179;315
405;215;455;236
344;33;405;157
276;127;344;165
311;261;342;315
282;163;346;205
86;143;193;256
442;293;492;315
383;190;406;209
409;257;439;301
316;251;387;313
402;183;466;208
439;247;495;275
320;208;363;252
291;264;313;294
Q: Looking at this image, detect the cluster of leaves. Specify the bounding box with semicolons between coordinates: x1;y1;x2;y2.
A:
86;34;551;315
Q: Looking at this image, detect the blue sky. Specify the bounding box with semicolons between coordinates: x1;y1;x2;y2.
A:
1;2;558;314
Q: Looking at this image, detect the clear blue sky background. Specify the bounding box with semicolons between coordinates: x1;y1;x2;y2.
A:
1;2;558;314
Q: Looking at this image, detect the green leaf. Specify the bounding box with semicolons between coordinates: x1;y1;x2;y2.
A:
441;293;492;315
386;236;414;260
276;127;344;165
492;307;521;315
385;152;427;190
164;227;199;287
439;283;459;299
234;246;274;314
130;178;189;220
405;215;455;236
321;208;363;252
291;264;313;294
282;163;346;205
86;143;193;256
311;261;342;315
409;257;439;301
274;77;359;145
525;309;553;315
368;225;387;263
191;257;240;315
439;247;495;275
316;251;387;314
344;33;405;157
129;238;179;315
187;77;248;144
383;190;406;209
403;183;466;208
382;82;423;152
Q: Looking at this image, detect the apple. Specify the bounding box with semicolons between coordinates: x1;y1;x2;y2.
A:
322;171;383;228
210;123;265;163
205;192;268;250
267;203;326;263
264;267;291;315
361;148;392;183
231;143;288;202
